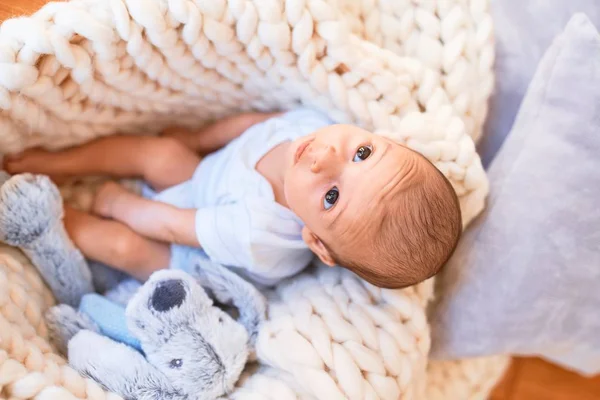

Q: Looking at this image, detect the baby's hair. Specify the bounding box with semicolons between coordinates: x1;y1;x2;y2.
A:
325;149;462;289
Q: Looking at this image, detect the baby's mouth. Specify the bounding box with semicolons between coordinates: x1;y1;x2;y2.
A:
294;138;312;165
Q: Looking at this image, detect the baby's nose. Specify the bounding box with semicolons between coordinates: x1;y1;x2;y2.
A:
310;145;339;174
150;279;186;312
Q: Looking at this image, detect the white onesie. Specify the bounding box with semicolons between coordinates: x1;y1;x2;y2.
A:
146;108;333;285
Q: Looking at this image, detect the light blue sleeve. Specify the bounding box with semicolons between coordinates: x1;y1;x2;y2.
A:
194;200;313;284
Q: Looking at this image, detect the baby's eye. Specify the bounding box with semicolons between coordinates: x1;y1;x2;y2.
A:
353;145;372;162
324;187;339;210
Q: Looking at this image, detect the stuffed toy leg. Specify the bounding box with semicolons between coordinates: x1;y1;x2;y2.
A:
0;172;93;306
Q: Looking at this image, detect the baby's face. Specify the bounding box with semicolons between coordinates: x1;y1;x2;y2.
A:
283;124;430;264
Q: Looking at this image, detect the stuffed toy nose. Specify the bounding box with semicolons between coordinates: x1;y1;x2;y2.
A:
151;279;186;312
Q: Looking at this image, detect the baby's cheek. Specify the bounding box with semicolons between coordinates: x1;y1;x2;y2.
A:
284;170;303;203
285;173;312;213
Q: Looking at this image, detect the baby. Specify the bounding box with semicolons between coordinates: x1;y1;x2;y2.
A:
4;108;462;288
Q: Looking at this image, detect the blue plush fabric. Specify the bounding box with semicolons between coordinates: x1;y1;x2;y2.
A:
79;293;142;351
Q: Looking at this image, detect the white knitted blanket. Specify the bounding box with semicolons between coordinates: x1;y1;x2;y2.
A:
0;0;509;399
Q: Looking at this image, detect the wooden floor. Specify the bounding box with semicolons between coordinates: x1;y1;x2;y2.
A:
0;0;52;21
0;2;598;399
490;358;600;400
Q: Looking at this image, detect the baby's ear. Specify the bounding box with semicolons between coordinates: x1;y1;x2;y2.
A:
301;227;335;267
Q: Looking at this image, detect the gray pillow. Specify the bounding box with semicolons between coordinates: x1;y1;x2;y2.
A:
479;0;600;167
429;13;600;376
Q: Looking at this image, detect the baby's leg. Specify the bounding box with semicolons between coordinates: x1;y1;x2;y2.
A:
4;136;200;191
64;206;170;281
162;112;282;155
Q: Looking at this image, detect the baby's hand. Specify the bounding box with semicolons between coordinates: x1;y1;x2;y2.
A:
93;181;128;218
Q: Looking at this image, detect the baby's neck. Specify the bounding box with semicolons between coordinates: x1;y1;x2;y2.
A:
255;141;290;208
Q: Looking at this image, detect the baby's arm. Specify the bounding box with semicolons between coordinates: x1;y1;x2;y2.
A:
94;182;199;248
163;112;282;155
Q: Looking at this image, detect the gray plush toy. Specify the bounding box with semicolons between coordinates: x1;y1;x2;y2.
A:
0;172;267;400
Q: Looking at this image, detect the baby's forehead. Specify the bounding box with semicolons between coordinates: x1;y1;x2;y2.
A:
332;156;431;248
389;141;440;173
320;123;372;136
357;143;434;202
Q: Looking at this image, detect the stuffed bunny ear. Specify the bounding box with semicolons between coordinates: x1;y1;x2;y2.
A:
189;256;267;350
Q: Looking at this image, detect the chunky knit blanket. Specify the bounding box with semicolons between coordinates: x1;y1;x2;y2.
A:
0;0;509;399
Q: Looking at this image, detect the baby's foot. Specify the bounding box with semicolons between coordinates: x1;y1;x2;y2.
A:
3;149;69;185
93;181;128;218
